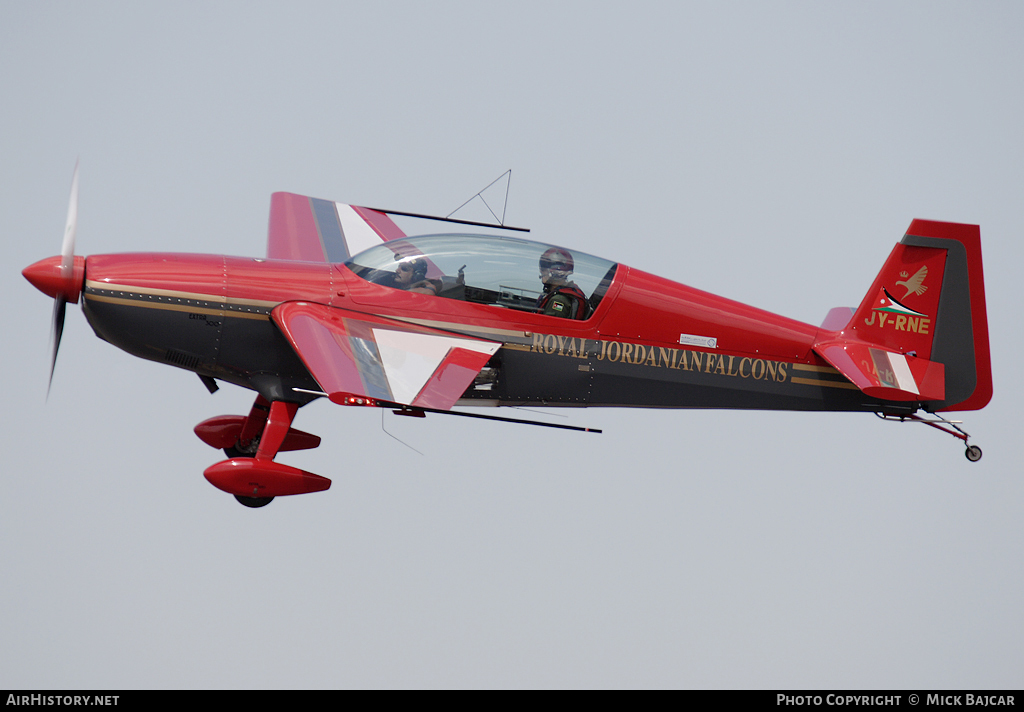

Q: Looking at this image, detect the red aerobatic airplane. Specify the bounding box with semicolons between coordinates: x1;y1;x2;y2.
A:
24;168;992;507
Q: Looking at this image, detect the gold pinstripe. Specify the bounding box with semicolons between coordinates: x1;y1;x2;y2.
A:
791;363;841;374
84;293;270;320
382;314;531;340
791;376;859;390
84;280;279;308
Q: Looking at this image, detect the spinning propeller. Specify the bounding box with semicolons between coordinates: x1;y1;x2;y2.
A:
22;162;86;396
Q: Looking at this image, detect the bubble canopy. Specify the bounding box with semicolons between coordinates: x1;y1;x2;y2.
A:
343;233;618;316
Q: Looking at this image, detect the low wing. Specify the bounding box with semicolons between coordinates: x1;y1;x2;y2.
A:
266;192;407;262
813;340;945;402
272;302;500;410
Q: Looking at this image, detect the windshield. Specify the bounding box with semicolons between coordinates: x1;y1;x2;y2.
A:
344;234;617;318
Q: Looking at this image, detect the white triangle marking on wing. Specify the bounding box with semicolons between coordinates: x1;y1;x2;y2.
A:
336;203;386;257
372;329;499;405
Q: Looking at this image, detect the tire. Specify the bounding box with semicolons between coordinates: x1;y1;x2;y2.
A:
965;445;983;462
223;444;271;506
224;441;259;459
234;495;274;508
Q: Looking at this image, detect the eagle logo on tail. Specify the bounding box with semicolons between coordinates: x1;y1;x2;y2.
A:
895;266;928;299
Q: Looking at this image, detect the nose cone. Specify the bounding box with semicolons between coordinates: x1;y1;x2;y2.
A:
23;255;85;302
22;256;63;298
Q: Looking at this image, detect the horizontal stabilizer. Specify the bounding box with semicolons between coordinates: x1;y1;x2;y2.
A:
820;307;855;331
272;302;501;410
814;341;945;402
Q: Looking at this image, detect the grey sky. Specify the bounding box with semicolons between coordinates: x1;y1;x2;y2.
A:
2;1;1022;688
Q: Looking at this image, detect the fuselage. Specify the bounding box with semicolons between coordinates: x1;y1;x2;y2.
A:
78;248;898;413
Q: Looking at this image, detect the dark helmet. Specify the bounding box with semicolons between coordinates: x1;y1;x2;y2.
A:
539;247;574;273
396;256;428;280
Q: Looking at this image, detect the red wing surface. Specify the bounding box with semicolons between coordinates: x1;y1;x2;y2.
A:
272;302;500;409
266;193;407;262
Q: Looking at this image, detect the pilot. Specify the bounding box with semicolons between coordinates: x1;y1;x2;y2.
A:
536;247;589;319
394;257;439;296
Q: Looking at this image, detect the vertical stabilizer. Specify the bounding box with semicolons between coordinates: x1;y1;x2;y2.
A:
815;220;991;411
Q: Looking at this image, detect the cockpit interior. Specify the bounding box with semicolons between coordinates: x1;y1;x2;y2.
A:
344;234;618;319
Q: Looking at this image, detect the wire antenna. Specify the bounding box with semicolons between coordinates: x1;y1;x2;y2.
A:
381;409;424;456
510;406;569;419
447;170;513;226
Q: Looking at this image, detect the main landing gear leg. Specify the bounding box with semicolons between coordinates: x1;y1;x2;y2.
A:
254;401;299;462
226;395;272;459
231;400;298;508
876;412;983;462
197;397;328;507
193;394;273;458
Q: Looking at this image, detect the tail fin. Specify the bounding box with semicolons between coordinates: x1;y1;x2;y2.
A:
814;220;991;411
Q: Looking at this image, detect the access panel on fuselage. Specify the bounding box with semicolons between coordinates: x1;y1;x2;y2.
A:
460;335;596;405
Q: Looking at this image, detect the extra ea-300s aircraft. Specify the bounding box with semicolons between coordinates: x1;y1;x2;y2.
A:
24;168;992;507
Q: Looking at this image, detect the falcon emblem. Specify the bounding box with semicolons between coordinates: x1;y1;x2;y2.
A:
895;265;928;299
